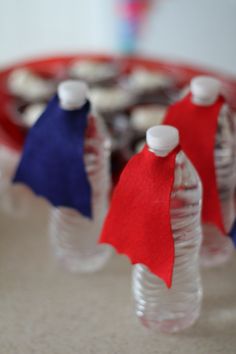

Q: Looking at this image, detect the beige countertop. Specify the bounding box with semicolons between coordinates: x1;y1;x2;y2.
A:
0;201;236;354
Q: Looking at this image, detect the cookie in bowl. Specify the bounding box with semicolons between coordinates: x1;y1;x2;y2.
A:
68;59;120;87
20;102;46;128
126;67;176;105
9;101;46;129
130;104;167;135
8;68;56;102
89;85;134;120
130;104;167;153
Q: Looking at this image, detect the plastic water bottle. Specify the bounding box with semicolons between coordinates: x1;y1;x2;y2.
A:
190;77;235;267
49;81;112;272
132;126;203;333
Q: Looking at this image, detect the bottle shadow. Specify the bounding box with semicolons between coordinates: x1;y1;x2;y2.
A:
180;291;236;339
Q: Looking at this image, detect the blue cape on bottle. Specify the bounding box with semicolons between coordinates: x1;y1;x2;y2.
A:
13;95;92;218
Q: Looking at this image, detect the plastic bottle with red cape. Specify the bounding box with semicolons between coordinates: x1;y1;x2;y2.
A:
100;125;203;333
164;76;236;267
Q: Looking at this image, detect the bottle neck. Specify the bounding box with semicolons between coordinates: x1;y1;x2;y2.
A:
148;146;173;157
191;95;217;106
59;97;86;111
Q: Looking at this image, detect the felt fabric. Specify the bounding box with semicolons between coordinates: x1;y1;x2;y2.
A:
164;94;226;234
13;95;92;218
99;144;180;288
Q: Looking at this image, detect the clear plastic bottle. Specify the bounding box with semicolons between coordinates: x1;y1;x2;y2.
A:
132;126;203;333
190;77;235;267
49;80;112;272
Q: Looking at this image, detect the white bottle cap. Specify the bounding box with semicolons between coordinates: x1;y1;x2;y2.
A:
146;125;179;156
58;80;88;110
190;76;221;106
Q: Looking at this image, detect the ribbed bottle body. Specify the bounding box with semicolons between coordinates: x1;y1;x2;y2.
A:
201;105;235;267
132;151;203;332
49;113;112;272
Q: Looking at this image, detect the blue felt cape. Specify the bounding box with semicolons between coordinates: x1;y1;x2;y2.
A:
229;220;236;247
13;95;92;218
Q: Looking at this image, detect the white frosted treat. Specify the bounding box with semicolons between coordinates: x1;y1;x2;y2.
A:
68;60;118;83
89;87;133;112
131;105;167;132
8;68;55;101
21;102;46;127
128;68;173;92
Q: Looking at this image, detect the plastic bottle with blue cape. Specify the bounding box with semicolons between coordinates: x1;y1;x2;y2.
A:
13;80;112;272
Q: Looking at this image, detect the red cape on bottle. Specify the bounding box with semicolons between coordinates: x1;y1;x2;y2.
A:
164;94;226;234
99;145;180;288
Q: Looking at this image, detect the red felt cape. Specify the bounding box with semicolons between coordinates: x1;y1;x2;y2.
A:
99;145;180;288
164;93;225;234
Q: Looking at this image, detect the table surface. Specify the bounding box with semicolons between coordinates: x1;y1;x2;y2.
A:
0;200;236;354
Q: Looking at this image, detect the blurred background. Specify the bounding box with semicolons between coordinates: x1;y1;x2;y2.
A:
1;0;236;76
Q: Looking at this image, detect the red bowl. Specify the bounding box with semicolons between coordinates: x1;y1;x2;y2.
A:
0;53;236;152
